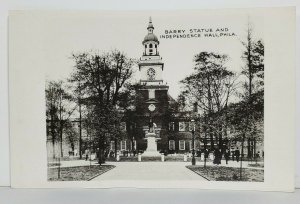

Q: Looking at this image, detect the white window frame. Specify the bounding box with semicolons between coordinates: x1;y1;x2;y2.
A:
110;141;115;151
179;122;185;132
179;140;185;150
169;122;175;131
121;140;126;151
189;140;192;150
169;140;175;150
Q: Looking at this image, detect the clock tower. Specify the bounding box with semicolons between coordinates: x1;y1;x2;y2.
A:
136;17;170;153
139;17;164;85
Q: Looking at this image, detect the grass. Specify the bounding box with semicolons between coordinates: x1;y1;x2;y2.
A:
48;165;115;181
186;165;264;182
248;163;264;168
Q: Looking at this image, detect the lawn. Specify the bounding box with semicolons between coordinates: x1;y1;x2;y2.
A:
186;165;264;182
48;165;115;181
248;163;264;168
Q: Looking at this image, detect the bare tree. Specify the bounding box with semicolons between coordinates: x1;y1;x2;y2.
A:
46;80;74;158
241;21;265;159
69;50;135;164
180;52;238;150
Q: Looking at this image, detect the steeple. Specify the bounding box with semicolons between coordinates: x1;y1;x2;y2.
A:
142;17;159;56
138;17;166;86
147;16;154;33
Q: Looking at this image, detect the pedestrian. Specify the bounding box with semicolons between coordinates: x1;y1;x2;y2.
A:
218;149;222;165
213;149;218;165
235;148;240;162
225;149;230;165
213;148;222;165
232;150;235;161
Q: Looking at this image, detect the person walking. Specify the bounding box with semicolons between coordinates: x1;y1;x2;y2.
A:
213;148;222;165
225;149;230;165
235;148;240;162
231;149;235;161
218;149;222;165
213;148;218;165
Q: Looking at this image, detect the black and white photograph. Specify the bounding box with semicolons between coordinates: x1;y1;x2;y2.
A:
44;11;264;182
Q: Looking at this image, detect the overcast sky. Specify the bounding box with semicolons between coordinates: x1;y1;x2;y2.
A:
44;10;264;99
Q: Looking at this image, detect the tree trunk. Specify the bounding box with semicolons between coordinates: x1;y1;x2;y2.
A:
247;137;251;158
60;122;63;158
79;101;82;159
114;138;118;160
240;134;245;180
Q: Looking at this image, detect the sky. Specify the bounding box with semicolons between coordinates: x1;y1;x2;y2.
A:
44;10;264;99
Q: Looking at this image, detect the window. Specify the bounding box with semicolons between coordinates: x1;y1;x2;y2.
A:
145;44;147;48
169;122;175;131
179;140;185;150
179;122;185;132
121;140;126;150
148;89;155;99
155;44;157;48
110;141;115;151
169;140;175;150
189;140;192;150
149;44;153;48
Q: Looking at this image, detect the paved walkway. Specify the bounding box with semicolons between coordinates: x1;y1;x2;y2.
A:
49;159;263;170
48;159;263;180
92;162;207;180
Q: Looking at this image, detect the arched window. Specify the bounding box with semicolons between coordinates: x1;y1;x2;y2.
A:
149;44;153;48
149;49;153;55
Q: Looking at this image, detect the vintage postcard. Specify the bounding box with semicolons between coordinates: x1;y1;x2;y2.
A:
9;8;295;191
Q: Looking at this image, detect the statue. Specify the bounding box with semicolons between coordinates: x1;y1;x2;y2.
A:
149;117;154;133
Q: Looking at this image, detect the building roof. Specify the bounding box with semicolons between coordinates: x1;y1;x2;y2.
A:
143;33;159;44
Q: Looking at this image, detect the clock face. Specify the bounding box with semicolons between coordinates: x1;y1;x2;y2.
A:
148;104;156;112
147;68;156;80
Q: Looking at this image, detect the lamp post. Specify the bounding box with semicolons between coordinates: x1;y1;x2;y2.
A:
191;119;196;165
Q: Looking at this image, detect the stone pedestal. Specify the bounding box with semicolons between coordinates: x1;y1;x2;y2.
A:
143;132;161;156
138;153;142;162
183;154;187;162
201;154;204;161
161;154;165;162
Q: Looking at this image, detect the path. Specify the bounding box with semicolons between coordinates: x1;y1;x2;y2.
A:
92;162;207;180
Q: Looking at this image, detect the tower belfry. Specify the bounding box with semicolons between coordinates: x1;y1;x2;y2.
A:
139;17;166;87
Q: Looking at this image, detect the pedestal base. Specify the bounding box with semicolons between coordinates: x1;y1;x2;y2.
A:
142;151;161;157
143;133;161;157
